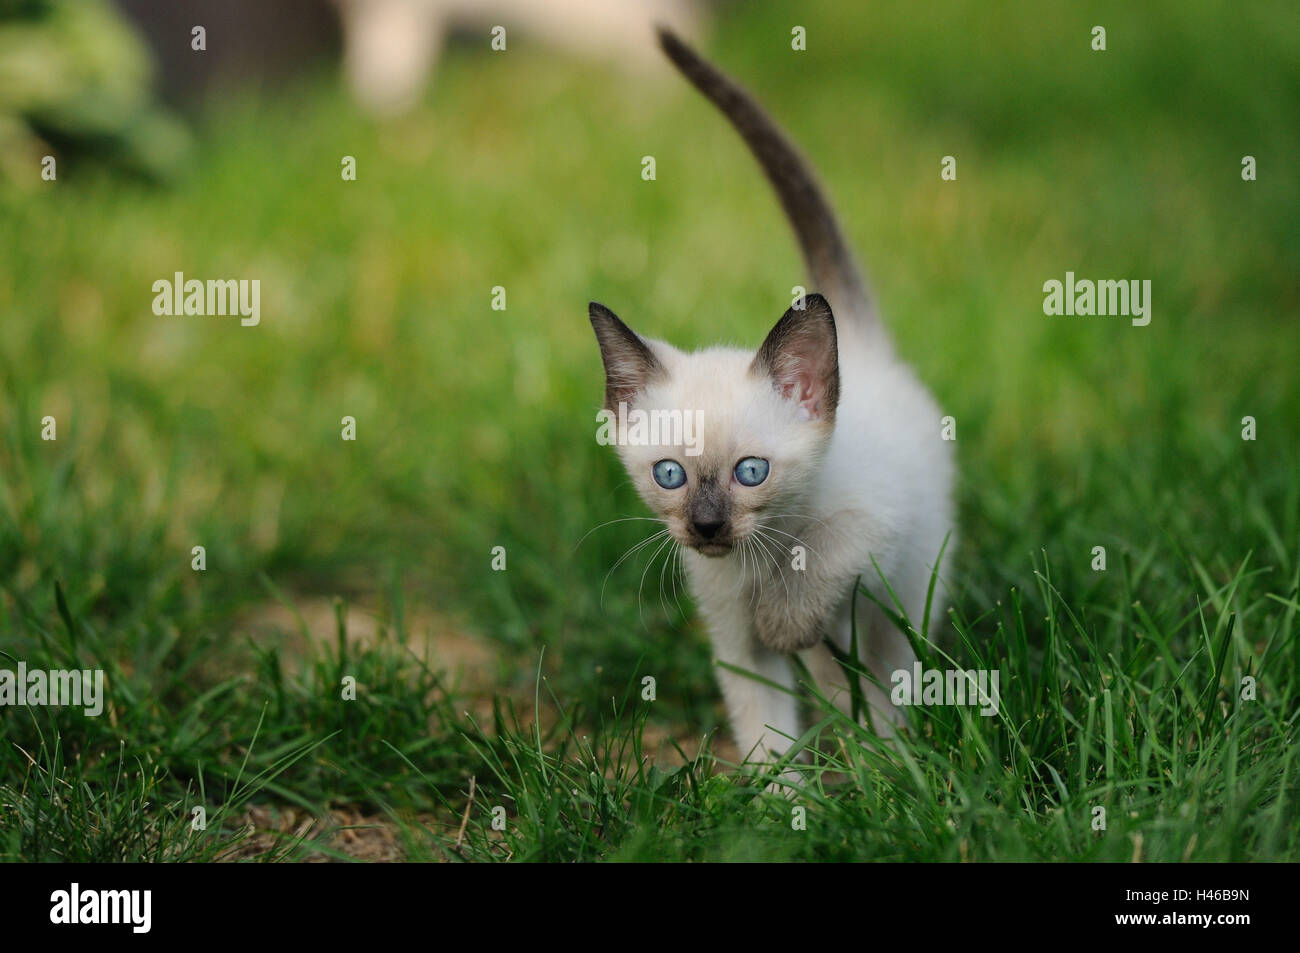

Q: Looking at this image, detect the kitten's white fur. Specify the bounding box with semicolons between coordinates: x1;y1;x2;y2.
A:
591;32;955;765
616;331;952;760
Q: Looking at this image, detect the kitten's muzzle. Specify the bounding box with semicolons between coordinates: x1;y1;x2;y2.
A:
688;519;733;556
692;518;725;540
686;484;732;554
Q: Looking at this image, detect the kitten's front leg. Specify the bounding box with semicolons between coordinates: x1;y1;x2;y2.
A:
752;519;859;654
691;580;801;764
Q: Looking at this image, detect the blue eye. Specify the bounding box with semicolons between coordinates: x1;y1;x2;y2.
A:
734;457;769;487
653;459;686;489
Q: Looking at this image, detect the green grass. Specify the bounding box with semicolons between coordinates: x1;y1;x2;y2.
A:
1;0;1297;861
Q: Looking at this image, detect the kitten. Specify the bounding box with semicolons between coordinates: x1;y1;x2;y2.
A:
589;29;956;765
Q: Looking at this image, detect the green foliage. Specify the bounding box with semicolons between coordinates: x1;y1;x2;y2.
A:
0;0;190;181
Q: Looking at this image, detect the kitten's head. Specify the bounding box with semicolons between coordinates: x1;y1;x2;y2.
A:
589;294;839;557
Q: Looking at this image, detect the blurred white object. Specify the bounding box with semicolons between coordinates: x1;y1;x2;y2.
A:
335;0;706;116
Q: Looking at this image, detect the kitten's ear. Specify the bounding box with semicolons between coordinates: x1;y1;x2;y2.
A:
750;292;840;422
589;302;666;411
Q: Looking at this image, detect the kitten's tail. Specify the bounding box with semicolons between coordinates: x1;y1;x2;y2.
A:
657;27;879;339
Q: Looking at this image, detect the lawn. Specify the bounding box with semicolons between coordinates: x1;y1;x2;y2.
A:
1;0;1297;861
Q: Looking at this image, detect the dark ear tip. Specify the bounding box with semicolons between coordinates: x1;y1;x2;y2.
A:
804;292;832;314
589;301;613;322
801;294;836;332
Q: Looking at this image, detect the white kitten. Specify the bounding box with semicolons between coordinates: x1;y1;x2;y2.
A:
589;31;956;765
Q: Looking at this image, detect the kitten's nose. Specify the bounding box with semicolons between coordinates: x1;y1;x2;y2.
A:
692;519;725;540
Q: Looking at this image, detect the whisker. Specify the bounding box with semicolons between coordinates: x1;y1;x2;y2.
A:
638;532;676;628
601;528;670;606
730;536;749;601
670;541;686;616
757;511;831;532
575;515;667;552
752;521;819;555
750;528;791;605
746;537;764;609
657;536;675;620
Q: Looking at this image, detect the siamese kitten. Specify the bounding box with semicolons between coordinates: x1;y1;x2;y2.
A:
589;30;955;765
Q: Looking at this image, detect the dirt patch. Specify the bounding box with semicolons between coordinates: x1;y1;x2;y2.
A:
227;593;739;860
239;595;497;689
217;804;447;862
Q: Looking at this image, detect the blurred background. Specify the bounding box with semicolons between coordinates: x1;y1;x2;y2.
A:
1;0;1298;765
